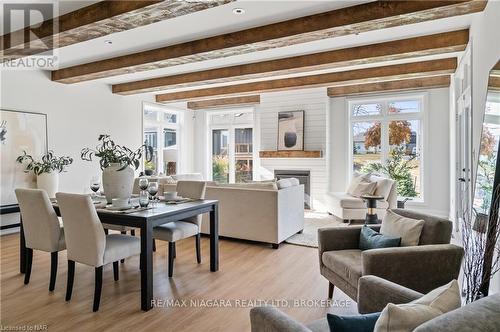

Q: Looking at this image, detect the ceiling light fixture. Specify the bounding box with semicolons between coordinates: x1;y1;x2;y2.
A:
232;8;245;15
104;40;113;45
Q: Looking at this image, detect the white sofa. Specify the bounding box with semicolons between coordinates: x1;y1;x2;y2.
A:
134;176;305;248
325;175;397;221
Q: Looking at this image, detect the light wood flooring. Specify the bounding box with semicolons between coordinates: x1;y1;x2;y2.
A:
1;233;356;331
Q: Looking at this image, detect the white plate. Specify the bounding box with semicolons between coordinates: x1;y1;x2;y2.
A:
106;205;133;211
160;196;184;202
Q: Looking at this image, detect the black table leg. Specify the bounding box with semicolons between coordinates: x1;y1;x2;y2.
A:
140;223;153;311
20;216;26;274
209;203;219;272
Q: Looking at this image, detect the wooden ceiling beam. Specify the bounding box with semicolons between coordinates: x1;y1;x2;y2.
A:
1;0;231;58
156;58;457;103
187;95;260;110
52;1;485;84
327;76;451;97
113;29;468;95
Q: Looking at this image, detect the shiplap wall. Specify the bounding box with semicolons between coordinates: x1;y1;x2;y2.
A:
256;87;329;210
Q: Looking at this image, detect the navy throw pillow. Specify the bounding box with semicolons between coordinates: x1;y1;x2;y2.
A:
359;225;401;250
327;312;381;332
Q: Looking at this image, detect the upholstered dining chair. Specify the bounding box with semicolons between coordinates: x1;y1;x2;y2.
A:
15;188;66;291
153;181;207;277
56;193;141;312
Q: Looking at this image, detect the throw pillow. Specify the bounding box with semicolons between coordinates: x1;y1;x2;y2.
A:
359;226;401;250
374;280;460;332
373;178;394;200
380;210;424;246
288;177;300;186
327;312;381;332
351;181;377;197
347;173;370;195
276;179;292;189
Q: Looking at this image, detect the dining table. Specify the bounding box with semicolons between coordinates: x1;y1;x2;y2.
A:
18;199;219;311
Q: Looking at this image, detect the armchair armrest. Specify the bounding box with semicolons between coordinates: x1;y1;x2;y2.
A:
362;244;464;294
357;275;423;314
250;307;311;332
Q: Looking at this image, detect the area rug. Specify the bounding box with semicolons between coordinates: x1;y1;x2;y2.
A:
285;212;344;248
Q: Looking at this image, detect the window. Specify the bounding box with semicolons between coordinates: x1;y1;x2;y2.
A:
209;110;254;183
143;104;180;175
474;95;500;213
349;96;423;199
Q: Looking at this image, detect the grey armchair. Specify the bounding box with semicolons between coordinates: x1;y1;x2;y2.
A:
318;209;464;301
249;276;500;332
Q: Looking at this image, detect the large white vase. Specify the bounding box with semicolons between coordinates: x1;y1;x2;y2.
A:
37;172;59;198
102;163;134;204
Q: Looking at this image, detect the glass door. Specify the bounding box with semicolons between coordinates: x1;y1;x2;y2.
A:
212;129;229;183
235;128;253;183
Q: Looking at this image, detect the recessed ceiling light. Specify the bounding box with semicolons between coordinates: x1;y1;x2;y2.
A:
104;40;113;45
232;8;245;15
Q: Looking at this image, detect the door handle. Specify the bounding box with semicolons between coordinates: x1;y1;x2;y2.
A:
458;177;466;182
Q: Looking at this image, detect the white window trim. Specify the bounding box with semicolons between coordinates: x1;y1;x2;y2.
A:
142;101;182;175
346;92;427;202
206;108;255;183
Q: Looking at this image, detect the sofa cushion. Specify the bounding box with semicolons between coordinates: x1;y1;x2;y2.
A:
171;173;203;181
322;250;362;288
381;210;424;246
359;226;401;251
327;312;381;332
215;182;278;190
374;280;460;332
330;193;389;209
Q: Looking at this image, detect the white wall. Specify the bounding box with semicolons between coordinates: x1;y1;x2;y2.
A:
0;70;193;230
329;88;451;217
257;88;329;211
1;69;153;195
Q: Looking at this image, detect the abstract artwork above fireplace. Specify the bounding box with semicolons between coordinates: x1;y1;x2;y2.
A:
277;111;304;151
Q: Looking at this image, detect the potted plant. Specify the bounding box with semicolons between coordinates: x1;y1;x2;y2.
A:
81;135;152;203
16;150;73;198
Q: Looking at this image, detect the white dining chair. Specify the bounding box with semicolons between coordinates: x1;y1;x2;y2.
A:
56;192;141;312
15;188;66;291
153;181;207;277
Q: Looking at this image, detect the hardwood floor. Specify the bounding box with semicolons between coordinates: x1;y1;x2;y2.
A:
1;232;356;331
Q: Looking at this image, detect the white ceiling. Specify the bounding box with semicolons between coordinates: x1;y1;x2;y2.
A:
2;0;482;96
0;1;102;33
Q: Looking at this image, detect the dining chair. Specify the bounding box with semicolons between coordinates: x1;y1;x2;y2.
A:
56;192;141;312
15;188;66;291
153;181;207;277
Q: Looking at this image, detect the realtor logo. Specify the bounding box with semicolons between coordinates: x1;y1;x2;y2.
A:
1;2;58;69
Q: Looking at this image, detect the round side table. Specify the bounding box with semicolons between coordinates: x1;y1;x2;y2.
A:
361;194;385;224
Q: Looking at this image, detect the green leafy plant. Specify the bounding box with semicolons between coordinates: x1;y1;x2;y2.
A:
212;155;229;183
361;146;418;197
16;150;73;175
81;134;153;171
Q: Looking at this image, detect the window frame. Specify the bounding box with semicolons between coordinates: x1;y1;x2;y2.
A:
207;108;255;183
347;93;426;201
142;102;182;175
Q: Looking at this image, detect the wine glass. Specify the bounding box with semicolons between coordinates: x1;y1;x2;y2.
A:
90;177;100;199
139;191;149;208
147;182;159;202
139;178;149;191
